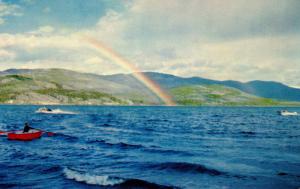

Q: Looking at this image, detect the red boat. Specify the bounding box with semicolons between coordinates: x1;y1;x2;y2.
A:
7;130;43;141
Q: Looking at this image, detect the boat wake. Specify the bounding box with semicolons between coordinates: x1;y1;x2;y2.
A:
63;168;177;188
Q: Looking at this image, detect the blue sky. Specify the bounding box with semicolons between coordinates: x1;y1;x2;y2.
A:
0;0;300;87
0;0;123;32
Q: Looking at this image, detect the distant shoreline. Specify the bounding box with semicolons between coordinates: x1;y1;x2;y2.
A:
1;103;300;107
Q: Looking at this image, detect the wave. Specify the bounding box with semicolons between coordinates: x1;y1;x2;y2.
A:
55;133;78;142
144;148;194;156
101;123;112;127
240;131;256;135
277;172;300;178
41;165;61;174
106;113;115;117
88;139;193;156
118;179;176;189
0;184;18;188
147;162;223;176
87;139;144;149
117;142;144;149
64;168;124;186
146;119;169;122
63;168;177;188
99;126;141;134
146;162;250;179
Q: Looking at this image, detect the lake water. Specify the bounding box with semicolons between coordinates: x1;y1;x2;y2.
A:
0;106;299;189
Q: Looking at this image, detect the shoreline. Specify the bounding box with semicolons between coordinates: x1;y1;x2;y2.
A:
1;103;300;108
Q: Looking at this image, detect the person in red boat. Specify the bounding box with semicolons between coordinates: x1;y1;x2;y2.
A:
23;122;34;133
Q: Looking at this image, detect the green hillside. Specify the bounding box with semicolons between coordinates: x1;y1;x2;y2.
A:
171;85;299;106
0;69;299;106
0;72;129;105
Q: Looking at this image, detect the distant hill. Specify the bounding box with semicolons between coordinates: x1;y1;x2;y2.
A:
170;85;285;106
0;68;299;106
0;69;161;105
139;72;300;102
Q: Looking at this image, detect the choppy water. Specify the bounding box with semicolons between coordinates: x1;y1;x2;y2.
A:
0;105;299;189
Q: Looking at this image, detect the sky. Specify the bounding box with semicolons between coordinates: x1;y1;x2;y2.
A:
0;0;300;87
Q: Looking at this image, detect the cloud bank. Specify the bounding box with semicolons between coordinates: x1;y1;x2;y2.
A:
0;0;300;87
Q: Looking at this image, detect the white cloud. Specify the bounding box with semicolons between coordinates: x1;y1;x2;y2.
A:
0;49;15;60
0;30;120;75
95;0;299;42
85;0;300;87
0;32;84;50
0;1;22;24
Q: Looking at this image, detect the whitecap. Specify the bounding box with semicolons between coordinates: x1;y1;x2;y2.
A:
63;168;124;186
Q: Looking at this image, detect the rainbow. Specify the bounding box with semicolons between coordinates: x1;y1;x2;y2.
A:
84;37;176;106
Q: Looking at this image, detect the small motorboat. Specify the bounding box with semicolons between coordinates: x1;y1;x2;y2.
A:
36;107;53;114
278;110;298;116
36;107;76;114
7;130;43;141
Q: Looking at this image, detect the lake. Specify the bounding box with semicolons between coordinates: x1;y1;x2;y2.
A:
0;106;299;188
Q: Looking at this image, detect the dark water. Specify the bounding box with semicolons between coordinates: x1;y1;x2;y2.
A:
0;105;300;189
